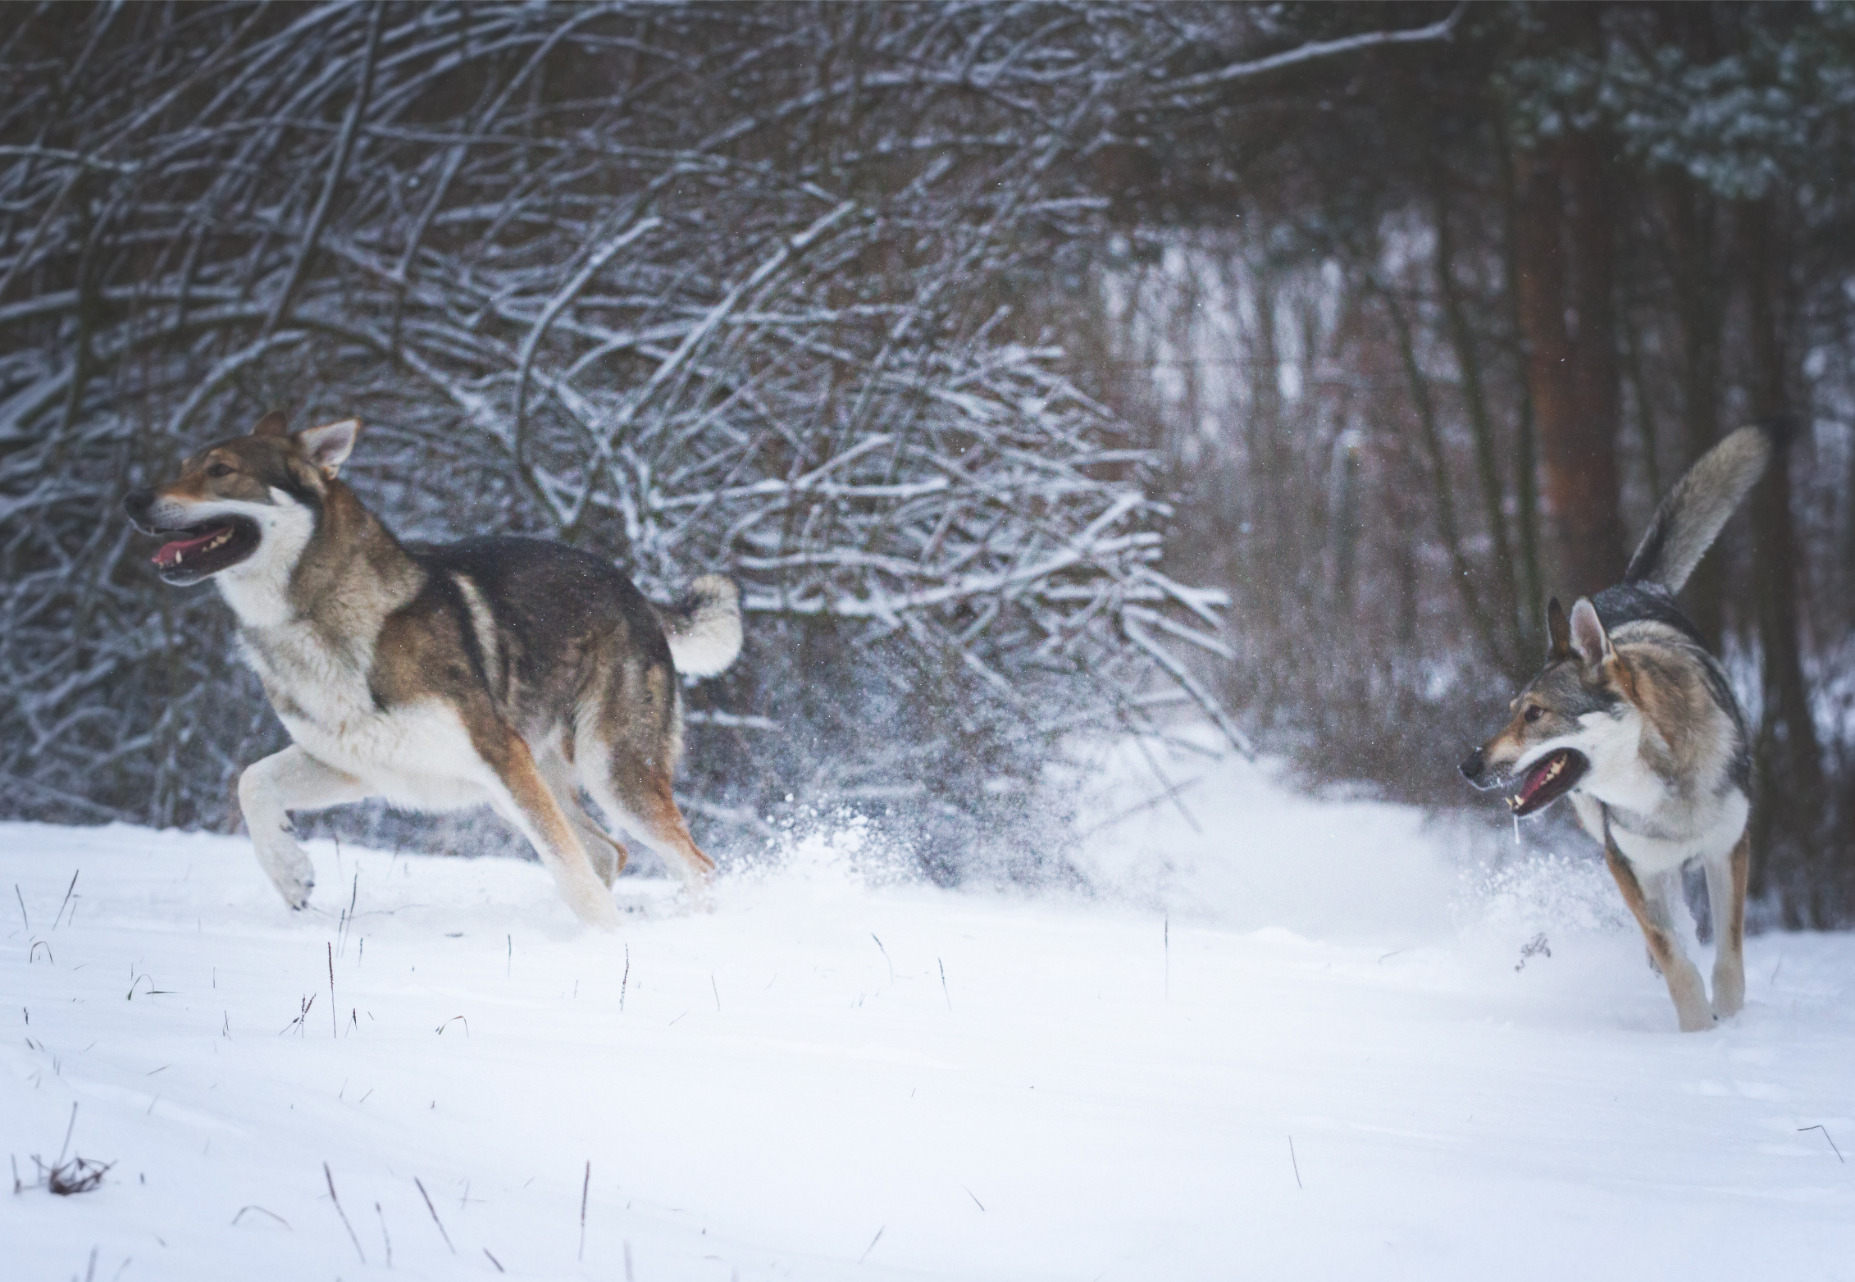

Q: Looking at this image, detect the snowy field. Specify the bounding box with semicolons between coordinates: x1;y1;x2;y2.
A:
5;747;1854;1282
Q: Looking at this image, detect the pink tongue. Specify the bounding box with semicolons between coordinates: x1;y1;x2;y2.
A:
153;528;221;567
1520;757;1558;802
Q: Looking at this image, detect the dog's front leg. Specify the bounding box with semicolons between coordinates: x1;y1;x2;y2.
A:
238;746;370;909
1704;832;1750;1018
1603;840;1712;1031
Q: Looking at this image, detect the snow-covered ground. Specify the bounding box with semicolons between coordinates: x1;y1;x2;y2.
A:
5;747;1853;1281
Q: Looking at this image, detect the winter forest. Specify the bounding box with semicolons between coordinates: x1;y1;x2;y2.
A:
5;2;1854;917
4;5;1855;1278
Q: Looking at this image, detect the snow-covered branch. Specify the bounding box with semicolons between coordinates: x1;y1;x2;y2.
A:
0;2;1280;857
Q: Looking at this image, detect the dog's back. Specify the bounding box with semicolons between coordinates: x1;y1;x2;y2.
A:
412;535;680;734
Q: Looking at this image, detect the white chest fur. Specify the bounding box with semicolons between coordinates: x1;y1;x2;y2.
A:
238;622;490;812
1605;788;1749;874
1567;705;1748;873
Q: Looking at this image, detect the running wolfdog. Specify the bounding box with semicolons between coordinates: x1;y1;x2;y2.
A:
1461;425;1777;1030
126;411;741;928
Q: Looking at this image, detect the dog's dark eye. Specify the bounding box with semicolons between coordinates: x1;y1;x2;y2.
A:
206;462;234;478
1523;705;1544;723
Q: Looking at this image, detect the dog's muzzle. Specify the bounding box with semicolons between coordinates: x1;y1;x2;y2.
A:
1459;747;1488;785
123;488;157;532
124;490;263;584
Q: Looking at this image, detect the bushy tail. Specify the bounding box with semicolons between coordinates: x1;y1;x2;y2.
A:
653;574;742;677
1623;423;1778;592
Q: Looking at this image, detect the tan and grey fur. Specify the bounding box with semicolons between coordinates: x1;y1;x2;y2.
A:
1461;424;1775;1031
125;411;742;928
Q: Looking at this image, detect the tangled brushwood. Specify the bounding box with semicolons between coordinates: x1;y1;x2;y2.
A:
0;4;1263;876
24;1155;113;1197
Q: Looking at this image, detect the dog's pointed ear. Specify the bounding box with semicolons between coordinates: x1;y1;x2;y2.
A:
252;410;290;439
1568;597;1613;670
1546;597;1573;660
295;418;359;479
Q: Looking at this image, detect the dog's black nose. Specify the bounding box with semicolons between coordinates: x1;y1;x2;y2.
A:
1459;748;1486;782
124;489;154;521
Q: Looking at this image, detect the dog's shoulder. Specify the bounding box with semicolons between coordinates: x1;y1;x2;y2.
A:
1595;584;1752;795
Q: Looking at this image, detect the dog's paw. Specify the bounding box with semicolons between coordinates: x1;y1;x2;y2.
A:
580;899;624;933
1711;972;1746;1019
253;835;315;910
564;885;623;932
273;867;314;911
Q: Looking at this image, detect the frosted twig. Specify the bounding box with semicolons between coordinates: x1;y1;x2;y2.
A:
376;1201;392;1268
414;1177;455;1252
579;1160;591;1261
53;871;77;930
231;1205;291;1229
324;1162;366;1263
1799;1125;1845;1163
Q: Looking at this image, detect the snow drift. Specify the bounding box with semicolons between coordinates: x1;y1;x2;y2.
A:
3;748;1852;1280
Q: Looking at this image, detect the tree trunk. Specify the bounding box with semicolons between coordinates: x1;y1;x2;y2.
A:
1562;131;1625;570
1742;195;1825;920
1495;114;1545;650
1513;139;1625;600
1373;272;1505;667
1434;165;1523;661
1662;175;1727;646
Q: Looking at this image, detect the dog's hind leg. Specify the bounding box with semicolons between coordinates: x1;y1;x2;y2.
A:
1604;838;1712;1031
1704;831;1750;1018
536;750;628;888
238;746;371;909
583;751;715;906
469;721;621;930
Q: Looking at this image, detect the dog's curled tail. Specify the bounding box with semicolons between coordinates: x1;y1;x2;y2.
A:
654;574;742;677
1624;421;1783;593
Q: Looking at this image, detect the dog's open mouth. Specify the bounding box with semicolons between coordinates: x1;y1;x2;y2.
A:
150;518;259;582
1506;748;1589;817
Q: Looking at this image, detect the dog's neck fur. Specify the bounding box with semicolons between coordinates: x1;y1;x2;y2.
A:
216;480;422;635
